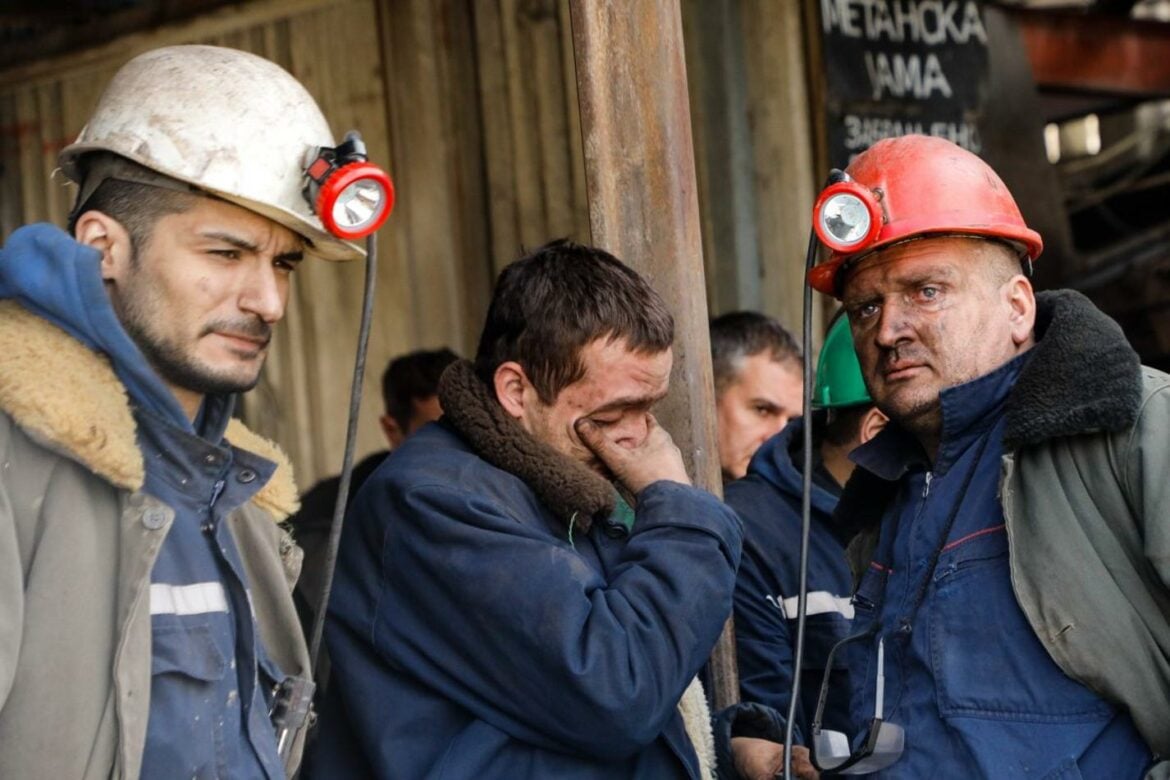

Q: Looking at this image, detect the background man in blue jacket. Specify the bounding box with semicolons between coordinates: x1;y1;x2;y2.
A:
806;135;1166;776
720;314;885;780
710;311;804;482
309;240;743;779
290;347;459;637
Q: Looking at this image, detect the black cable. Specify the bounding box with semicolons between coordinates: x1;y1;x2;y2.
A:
308;234;379;671
784;227;819;780
785;169;847;780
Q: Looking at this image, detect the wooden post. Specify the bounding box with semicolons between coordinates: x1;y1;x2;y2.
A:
568;0;739;710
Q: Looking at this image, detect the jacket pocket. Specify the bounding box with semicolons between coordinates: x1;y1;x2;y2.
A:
929;532;1114;721
141;619;230;778
151;620;228;680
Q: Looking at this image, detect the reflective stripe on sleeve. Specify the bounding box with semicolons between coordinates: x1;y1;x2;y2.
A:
773;591;855;620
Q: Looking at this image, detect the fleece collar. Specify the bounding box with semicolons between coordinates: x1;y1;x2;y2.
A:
0;301;299;520
438;360;616;533
0;223;192;428
1004;289;1141;447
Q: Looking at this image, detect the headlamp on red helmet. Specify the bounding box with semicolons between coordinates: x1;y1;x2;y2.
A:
812;178;883;255
805;136;1044;297
303;131;395;241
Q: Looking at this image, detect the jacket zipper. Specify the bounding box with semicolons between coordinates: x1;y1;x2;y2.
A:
202;479;227;534
209;478;226;508
922;471;933;499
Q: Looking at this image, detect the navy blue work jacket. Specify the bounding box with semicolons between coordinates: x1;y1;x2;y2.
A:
847;354;1151;778
135;405;285;780
307;421;742;779
723;417;855;744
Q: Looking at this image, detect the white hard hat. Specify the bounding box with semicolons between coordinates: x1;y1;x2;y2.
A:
59;45;363;262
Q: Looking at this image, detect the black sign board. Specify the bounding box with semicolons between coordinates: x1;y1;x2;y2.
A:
819;0;991;166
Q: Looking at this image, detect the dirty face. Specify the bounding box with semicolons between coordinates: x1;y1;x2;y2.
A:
107;196;303;414
715;352;803;480
840;237;1034;442
523;338;673;476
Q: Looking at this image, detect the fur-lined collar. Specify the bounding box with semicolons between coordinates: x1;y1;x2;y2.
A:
1004;289;1141;447
0;300;298;520
438;360;615;533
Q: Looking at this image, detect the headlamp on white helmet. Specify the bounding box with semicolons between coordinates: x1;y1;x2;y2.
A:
303;131;395;241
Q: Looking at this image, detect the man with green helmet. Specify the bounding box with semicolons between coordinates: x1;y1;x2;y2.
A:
718;314;885;780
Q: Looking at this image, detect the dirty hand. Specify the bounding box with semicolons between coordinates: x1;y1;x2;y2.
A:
575;414;690;494
730;737;820;780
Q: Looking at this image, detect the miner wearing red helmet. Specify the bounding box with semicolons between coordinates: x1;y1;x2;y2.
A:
802;135;1169;777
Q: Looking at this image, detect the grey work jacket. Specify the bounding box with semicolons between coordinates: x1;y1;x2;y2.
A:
0;302;309;779
1004;367;1170;762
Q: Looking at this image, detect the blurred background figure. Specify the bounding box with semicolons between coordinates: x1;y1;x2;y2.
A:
289;347;458;649
719;313;887;780
711;311;803;482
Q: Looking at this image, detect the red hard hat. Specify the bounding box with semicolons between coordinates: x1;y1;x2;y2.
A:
807;135;1043;297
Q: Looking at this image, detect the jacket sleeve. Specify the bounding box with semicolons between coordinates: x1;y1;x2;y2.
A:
1124;373;1170;588
713;702;788;780
337;477;741;760
0;421;23;709
730;535;804;745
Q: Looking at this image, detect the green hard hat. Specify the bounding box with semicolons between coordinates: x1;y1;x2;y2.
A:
813;314;871;409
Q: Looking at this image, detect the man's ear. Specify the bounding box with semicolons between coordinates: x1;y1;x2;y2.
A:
73;210;133;281
379;414;405;449
1005;274;1037;348
858;406;888;445
493;361;533;421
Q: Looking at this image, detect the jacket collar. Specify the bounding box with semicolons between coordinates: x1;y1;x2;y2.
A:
745;416;840;515
438;360;616;533
1004;289;1141;447
853;351;1027;479
0;300;299;520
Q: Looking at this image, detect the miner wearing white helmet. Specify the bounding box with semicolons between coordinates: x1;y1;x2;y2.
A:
0;45;373;778
803;135;1169;777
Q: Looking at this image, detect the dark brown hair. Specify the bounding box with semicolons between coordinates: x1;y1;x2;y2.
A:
474;239;674;403
382;347;459;430
70;178;197;258
710;310;801;395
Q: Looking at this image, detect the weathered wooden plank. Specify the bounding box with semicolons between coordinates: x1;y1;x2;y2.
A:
681;0;761;316
434;0;496;352
740;0;822;339
557;0;591;244
0;0;349;88
568;0;738;710
472;0;524;272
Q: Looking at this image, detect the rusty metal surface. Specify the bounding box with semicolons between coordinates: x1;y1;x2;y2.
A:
1017;9;1170;97
568;0;739;710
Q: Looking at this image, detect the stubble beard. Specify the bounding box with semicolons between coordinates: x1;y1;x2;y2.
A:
113;281;268;399
879;386;941;443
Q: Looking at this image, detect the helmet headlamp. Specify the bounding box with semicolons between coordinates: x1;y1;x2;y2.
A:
304;131;395;240
812;181;883;254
